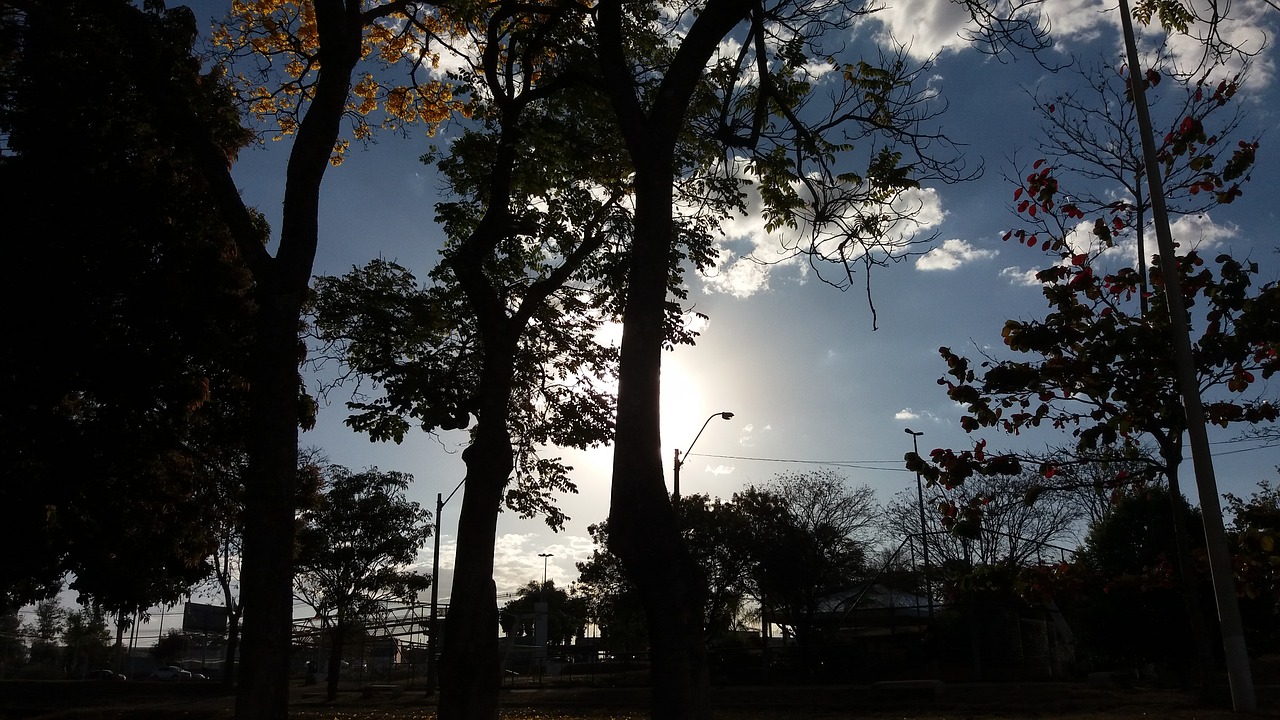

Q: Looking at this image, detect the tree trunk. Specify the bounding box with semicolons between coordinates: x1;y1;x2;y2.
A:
233;4;363;719
235;292;306;720
608;166;710;720
437;422;512;720
326;625;345;702
223;607;240;690
1163;462;1216;688
594;4;752;717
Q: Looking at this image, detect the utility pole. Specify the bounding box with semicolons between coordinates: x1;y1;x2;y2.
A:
1116;0;1254;709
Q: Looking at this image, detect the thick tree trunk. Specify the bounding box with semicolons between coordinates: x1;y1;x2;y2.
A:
236;293;306;720
608;168;710;720
233;5;363;719
437;422;512;720
326;627;345;701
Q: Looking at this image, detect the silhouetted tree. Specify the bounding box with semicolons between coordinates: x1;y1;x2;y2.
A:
294;465;432;701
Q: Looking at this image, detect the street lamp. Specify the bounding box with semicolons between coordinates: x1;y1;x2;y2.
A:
905;428;934;619
673;411;734;501
538;553;554;596
425;476;465;696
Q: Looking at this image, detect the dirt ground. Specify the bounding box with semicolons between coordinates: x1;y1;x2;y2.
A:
2;679;1276;720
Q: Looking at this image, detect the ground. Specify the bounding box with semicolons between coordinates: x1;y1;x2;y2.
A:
1;679;1276;720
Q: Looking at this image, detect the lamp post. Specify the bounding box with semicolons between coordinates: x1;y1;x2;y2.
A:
905;428;934;619
673;411;734;501
538;553;553;597
425;476;465;696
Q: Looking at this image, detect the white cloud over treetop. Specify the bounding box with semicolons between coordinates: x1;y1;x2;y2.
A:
866;0;1273;89
916;238;997;270
1000;265;1043;286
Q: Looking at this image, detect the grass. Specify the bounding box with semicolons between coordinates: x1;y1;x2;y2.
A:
3;679;1275;720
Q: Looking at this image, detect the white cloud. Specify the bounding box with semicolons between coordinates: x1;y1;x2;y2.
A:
1170;212;1238;251
706;464;736;476
864;0;976;60
1158;1;1275;89
1000;265;1043;287
916;238;997;271
896;408;944;424
867;1;1274;89
702;170;946;298
428;533;597;596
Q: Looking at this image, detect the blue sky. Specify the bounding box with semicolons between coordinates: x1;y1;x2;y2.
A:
168;0;1280;615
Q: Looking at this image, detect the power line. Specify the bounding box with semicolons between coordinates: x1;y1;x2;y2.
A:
690;434;1277;470
688;452;911;472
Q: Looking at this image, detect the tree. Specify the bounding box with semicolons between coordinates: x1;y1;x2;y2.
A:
732;471;877;649
575;495;755;654
307;2;699;713
1020;52;1250;315
26;598;64;670
293;465;432;701
917;31;1270;702
0;608;25;677
1072;484;1208;676
151;628;189;667
1225;480;1280;652
196;3;466;714
0;0;256;614
500;581;589;650
574;522;650;658
62;607;112;678
881;469;1084;573
592;2;1047;715
923;250;1278;684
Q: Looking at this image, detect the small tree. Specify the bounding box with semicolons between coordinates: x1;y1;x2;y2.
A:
0;608;25;677
151;628;189;667
26;598;64;671
62;608;112;677
574;522;650;659
880;469;1084;579
499;581;589;650
1072;484;1208;676
1225;480;1280;653
293;465;431;701
733;471;877;649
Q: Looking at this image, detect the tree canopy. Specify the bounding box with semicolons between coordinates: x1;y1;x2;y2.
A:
294;464;432;700
0;0;256;614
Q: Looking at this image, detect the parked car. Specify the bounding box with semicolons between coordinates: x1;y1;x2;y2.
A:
149;665;192;681
86;669;126;681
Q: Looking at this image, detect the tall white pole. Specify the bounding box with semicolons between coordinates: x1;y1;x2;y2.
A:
1115;1;1254;709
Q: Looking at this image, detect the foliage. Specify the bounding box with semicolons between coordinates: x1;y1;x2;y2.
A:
0;0;257;613
1008;62;1255;259
578;471;882;652
1225;480;1280;651
574;522;649;656
1067;484;1209;671
210;0;465;161
61;608;113;678
922;250;1279;489
499;581;589;648
732;471;876;646
294;465;433;621
294;464;432;699
880;469;1085;572
151;629;189;666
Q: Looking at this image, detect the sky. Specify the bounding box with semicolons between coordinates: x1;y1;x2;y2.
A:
128;0;1280;635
